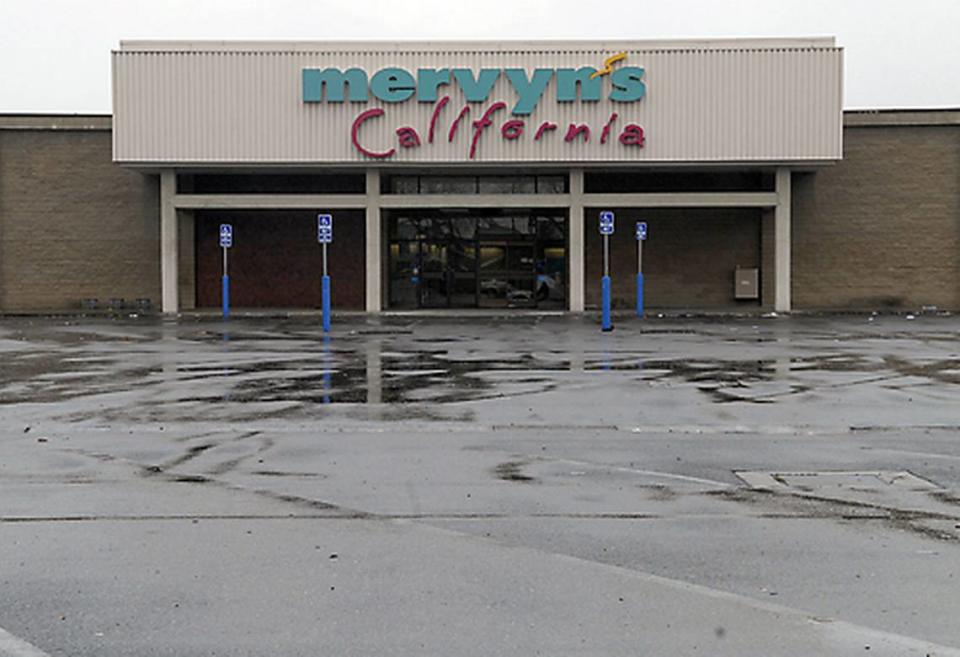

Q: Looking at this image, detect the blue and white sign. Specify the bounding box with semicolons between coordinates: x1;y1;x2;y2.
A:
219;223;233;248
317;214;333;244
599;210;615;235
636;221;647;241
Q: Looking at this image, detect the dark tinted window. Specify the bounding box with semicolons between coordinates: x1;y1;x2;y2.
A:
584;171;774;193
178;174;365;194
382;174;567;194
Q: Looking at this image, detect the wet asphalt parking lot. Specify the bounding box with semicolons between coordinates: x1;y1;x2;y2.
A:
1;313;959;656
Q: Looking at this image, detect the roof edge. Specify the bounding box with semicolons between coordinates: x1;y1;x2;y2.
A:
5;108;960;132
117;36;838;53
844;108;960;127
0;114;111;130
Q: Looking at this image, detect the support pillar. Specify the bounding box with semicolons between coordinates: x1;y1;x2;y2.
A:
160;170;179;314
365;169;382;313
179;210;196;310
569;168;585;312
774;168;792;313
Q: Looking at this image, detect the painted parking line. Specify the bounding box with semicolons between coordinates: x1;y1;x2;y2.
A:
0;627;50;657
552;456;734;488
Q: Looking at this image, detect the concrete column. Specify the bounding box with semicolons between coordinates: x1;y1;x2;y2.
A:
569;168;585;312
759;208;775;309
178;210;196;310
160;170;179;314
365;169;382;313
774;168;792;313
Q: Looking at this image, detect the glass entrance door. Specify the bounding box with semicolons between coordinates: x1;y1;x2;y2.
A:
477;215;536;308
387;210;567;310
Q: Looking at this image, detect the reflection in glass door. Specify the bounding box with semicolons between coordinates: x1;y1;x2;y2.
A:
477;215;536;308
416;240;447;308
386;210;566;310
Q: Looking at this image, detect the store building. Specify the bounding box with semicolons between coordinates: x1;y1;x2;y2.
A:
1;38;958;314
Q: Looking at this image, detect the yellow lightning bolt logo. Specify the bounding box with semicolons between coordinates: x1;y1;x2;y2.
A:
590;52;628;80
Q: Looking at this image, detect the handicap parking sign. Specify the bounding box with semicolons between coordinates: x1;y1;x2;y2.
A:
317;214;333;244
599;210;615;235
219;223;233;248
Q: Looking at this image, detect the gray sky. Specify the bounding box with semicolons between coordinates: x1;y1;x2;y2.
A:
1;0;958;113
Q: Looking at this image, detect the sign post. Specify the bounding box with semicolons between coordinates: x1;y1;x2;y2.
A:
317;214;333;332
599;211;615;331
635;221;647;317
219;224;233;319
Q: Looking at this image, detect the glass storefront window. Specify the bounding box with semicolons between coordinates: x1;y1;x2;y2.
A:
386;210;567;310
507;245;535;271
477;176;537;194
478;246;506;271
449;217;477;240
448;244;477;273
382;174;567;194
420;176;477;194
391;176;420;194
478;216;532;237
537;216;566;241
535;176;567;193
391;216;419;240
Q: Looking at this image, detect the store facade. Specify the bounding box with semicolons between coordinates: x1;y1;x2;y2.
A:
109;38;842;313
3;38;956;315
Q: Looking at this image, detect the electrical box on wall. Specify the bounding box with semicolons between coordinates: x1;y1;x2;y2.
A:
735;267;759;300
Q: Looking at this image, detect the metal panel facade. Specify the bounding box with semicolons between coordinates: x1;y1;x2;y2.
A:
112;39;842;166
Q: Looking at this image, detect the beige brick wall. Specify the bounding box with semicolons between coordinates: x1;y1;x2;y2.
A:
793;125;960;310
0;128;160;312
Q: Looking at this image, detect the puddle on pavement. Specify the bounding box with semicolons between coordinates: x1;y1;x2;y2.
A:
2;319;960;409
175;351;568;405
179;350;958;408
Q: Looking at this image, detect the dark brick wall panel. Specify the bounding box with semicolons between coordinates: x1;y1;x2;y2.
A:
584;208;762;310
194;210;365;310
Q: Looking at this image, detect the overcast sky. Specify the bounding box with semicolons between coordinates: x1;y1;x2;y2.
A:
1;0;958;113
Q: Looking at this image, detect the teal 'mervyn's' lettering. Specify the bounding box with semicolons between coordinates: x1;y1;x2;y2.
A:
303;66;646;115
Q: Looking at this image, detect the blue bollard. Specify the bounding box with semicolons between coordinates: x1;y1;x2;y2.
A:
222;274;230;319
322;275;331;333
636;272;644;317
601;275;612;331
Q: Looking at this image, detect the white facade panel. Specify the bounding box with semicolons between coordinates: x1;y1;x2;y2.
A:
112;39;842;166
